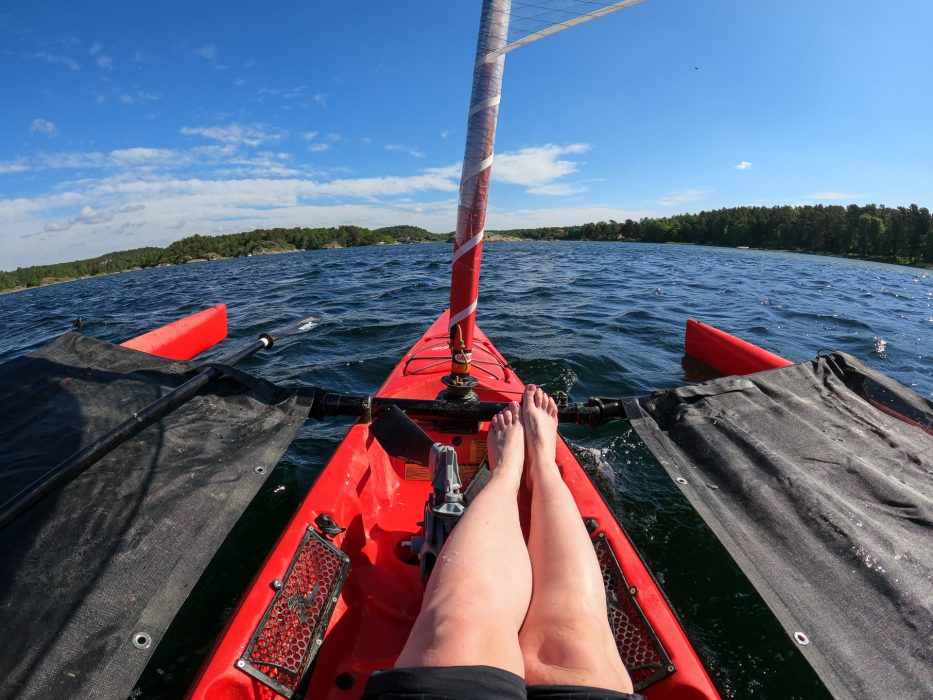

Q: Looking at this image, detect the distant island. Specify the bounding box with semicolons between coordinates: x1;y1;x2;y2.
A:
3;204;931;293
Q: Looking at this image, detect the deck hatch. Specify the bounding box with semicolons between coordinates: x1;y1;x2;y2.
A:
594;532;675;691
237;526;350;697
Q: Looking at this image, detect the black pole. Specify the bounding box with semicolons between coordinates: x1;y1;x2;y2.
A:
311;392;629;427
0;315;318;532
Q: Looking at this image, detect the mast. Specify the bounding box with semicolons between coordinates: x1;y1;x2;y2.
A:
444;0;510;399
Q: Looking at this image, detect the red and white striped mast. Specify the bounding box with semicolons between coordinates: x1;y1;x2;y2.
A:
443;0;647;399
444;0;510;399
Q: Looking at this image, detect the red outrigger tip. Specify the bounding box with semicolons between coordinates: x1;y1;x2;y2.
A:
684;319;792;376
121;304;228;360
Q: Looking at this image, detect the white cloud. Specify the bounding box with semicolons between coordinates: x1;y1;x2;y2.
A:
43;205;113;232
735;160;753;170
30;119;58;135
440;130;451;140
386;144;425;158
194;43;217;61
806;191;859;201
97;55;114;70
28;51;80;70
493;143;589;188
656;187;713;206
180;123;284;147
313;92;327;105
486;205;654;231
308;143;331;153
110;147;179;164
0;162;30;175
89;43;102;56
119;91;161;105
302;131;319;141
526;183;586;196
1;140;609;267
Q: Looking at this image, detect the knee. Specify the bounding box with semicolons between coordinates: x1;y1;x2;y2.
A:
520;614;609;669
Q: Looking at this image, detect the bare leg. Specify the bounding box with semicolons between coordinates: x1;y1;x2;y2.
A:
518;385;634;692
395;402;531;676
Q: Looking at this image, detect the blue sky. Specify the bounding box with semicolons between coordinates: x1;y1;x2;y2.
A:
2;0;932;269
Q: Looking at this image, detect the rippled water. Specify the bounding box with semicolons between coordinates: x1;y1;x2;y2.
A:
1;242;930;699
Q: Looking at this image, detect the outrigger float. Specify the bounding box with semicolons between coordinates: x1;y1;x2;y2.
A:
1;2;930;700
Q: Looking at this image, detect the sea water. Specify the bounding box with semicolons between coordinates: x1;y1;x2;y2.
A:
1;242;930;698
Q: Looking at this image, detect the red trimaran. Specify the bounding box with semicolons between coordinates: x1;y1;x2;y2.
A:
110;2;788;697
183;2;728;697
176;1;722;697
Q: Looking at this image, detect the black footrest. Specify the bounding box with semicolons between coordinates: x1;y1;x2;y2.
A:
593;532;675;692
237;525;351;698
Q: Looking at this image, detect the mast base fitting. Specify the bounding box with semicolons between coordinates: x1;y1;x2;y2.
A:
440;374;479;401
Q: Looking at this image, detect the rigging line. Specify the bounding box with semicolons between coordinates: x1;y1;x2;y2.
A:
509;0;624;24
483;1;624;34
490;0;647;57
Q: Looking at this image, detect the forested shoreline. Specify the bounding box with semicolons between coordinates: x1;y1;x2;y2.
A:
3;204;930;293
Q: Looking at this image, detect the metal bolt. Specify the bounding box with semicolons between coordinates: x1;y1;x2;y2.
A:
272;578;284;590
667;664;675;673
629;586;638;596
315;638;323;645
254;466;266;475
676;477;688;485
794;631;810;645
332;596;338;603
236;660;246;669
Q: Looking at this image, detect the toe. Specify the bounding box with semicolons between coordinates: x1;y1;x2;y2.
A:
546;395;558;417
535;388;546;409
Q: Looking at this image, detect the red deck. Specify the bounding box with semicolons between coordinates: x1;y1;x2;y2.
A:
189;312;719;699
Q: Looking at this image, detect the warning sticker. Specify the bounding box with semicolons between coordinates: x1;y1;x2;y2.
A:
404;463;431;481
470;440;488;465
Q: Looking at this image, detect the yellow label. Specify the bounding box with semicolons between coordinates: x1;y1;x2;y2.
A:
451;362;471;374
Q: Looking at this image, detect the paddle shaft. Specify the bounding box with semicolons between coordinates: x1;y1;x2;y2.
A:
0;310;325;532
0;337;269;531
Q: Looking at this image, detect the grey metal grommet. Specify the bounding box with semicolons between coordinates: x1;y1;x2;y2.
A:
236;659;246;669
794;631;810;645
254;466;266;475
676;477;688;485
132;632;151;649
272;578;283;590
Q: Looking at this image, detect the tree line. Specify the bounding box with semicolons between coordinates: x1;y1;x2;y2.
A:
0;225;438;291
3;204;930;292
494;203;932;264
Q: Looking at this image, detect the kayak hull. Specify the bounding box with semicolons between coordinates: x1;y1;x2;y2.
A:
190;312;719;699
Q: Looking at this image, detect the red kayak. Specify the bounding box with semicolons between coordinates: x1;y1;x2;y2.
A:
189;310;720;699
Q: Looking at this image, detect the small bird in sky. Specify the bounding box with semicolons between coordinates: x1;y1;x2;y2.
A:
694;65;700;70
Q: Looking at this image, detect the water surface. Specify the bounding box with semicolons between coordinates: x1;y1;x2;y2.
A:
1;242;930;699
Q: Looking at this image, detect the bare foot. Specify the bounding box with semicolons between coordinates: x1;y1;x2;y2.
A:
521;384;559;486
487;401;524;486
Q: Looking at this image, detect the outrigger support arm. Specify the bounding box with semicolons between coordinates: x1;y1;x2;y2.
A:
306;391;630;428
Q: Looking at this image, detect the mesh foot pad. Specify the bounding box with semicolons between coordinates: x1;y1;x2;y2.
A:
237;526;351;697
593;532;675;692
